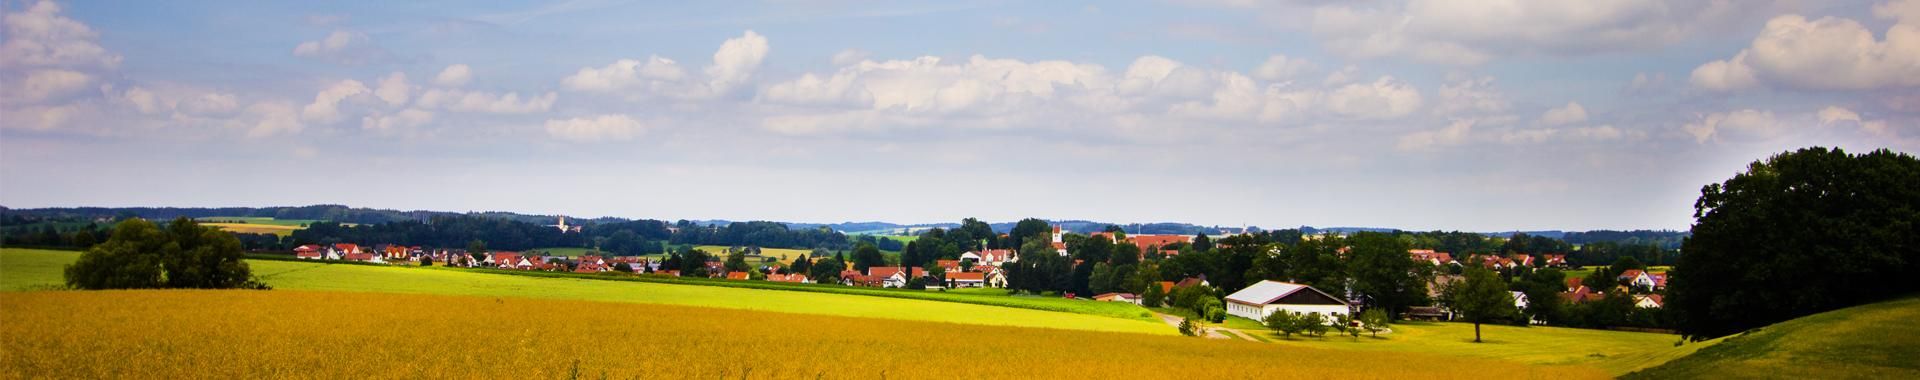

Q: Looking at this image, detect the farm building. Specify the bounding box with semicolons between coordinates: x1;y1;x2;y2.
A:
1223;280;1350;321
294;245;322;259
946;272;985;288
1093;293;1141;305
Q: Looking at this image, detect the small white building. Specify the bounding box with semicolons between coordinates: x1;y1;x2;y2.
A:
1223;280;1351;321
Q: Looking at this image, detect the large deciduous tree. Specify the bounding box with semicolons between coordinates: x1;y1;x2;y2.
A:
65;217;259;290
1670;147;1920;340
1347;232;1429;319
1442;267;1515;343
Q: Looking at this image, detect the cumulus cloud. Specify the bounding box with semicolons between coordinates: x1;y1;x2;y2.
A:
361;108;434;130
292;30;391;64
0;1;121;69
416;89;556;113
1433;75;1508;116
374;72;412;107
1680;109;1786;143
1539;101;1588;126
434;64;473;87
12;68;91;103
301;80;369;123
1397;119;1474;151
1818;105;1896;137
1327;76;1423;120
1251;54;1314;81
241;101;304;138
562;30;767;100
1692;10;1920;91
544;114;643;142
831;49;870;66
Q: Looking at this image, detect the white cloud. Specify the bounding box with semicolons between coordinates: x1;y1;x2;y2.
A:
1539;101;1589;126
1680;109;1786;143
416;89;556;113
1322;65;1358;86
544;114;643;142
12;68;91;103
1327;76;1423;120
1433;75;1508;116
1692;12;1920;91
434;64;473;87
241;101;304;138
831;49;870;66
1817;106;1862;125
1818;105;1897;138
292;30;389;64
301;80;369;123
1878;0;1920;24
1251;54;1314;81
361;108;434;130
1397;119;1474;151
562;30;767;100
374;72;412;107
0;1;121;69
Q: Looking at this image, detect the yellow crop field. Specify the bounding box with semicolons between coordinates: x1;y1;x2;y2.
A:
0;290;1606;379
203;222;302;237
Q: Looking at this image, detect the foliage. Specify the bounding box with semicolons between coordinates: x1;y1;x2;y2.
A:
1360;309;1389;337
1346;232;1429;319
64;218;261;290
1178;317;1197;336
1671;147;1920;340
1265;311;1305;338
850;243;885;272
1302;312;1329;337
1625;295;1920;379
1141;281;1165;307
1441;267;1516;343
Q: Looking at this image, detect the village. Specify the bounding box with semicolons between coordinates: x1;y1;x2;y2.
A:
289;224;1671;327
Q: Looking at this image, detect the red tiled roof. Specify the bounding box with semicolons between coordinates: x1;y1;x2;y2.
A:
947;272;985;281
726;272;749;280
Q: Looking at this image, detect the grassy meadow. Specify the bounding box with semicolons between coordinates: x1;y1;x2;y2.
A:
1;249;1166;334
1626;296;1920;379
0;290;1607;379
694;245;814;261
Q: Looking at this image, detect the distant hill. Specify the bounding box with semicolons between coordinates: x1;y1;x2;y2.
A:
1625;295;1920;379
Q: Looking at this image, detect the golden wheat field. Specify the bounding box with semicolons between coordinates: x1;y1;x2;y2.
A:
0;290;1607;379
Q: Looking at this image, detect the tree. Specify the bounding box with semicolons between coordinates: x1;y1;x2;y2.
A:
1191;233;1213;252
466;239;489;263
1347;232;1428;319
1333;313;1359;340
1301;313;1328;337
724;250;750;273
1360;309;1390;338
1088;263;1115;294
612;262;632;273
1141;282;1166;307
789;254;811;275
1671;147;1920;340
1264;311;1304;339
65;217;260;290
1443;267;1516;343
1607;256;1646;277
1285;235;1348;287
850;243;885;272
419;255;434;267
1178;318;1199;336
679;245;712;278
808;256;846;284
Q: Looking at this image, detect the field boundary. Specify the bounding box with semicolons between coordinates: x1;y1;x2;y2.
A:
423;266;1158;322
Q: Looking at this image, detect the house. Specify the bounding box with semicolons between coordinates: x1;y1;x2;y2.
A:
327;243;361;259
492;252;528;270
1157;281;1176;294
1634;294;1665;308
383;245;409;260
935;259;961;273
1174;275;1209;289
344;252;382;263
1618;269;1656;289
766;273;812;283
726;272;750;280
294;245;322;259
1510;254;1535;267
945;272;986;288
1128;235;1192;256
1223;280;1351;321
1541;254;1569;268
573;256;608;273
1093;293;1141;305
1410;249;1458;267
984;269;1009;288
868;267;926;288
1562;285;1603;304
967;249;1016;265
1511;291;1531;311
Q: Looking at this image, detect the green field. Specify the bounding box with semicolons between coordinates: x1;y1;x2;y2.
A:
1626;296;1920;379
1153;306;1709;376
694;245;813;261
0;249;1169;335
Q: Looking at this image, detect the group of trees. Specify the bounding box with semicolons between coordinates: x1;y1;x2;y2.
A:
63;217;264;290
1669;147;1920;340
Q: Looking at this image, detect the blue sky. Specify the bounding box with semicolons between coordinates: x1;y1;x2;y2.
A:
3;0;1916;231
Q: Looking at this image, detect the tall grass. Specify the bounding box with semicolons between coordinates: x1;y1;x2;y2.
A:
0;290;1607;379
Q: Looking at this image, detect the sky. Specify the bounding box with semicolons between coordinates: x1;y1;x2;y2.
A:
1;0;1916;231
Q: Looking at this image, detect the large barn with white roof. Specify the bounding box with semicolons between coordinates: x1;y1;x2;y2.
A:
1223;280;1351;321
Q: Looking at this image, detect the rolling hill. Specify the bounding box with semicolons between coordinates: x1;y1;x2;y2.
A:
1625;295;1920;379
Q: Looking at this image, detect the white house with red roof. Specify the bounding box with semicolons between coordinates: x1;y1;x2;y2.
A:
867;266;926;288
945;271;986;288
294;244;322;260
1223;280;1351;321
1635;294;1665;308
1618;269;1657;289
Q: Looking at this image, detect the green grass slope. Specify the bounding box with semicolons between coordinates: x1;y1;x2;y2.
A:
0;249;1171;335
1625;296;1920;379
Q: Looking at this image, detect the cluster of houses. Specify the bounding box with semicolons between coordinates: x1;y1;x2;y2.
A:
1410;248;1669;321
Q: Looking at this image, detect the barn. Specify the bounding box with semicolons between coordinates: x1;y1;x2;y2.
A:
1223;280;1351;321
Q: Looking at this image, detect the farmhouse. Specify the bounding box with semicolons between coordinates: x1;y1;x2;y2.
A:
1409;249;1458;266
1093;292;1141;305
1635;294;1665;308
945;271;985;288
1223;280;1351;321
573;256;607;273
725;272;749;280
1618;269;1658;289
294;244;322;259
867;267;926;288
